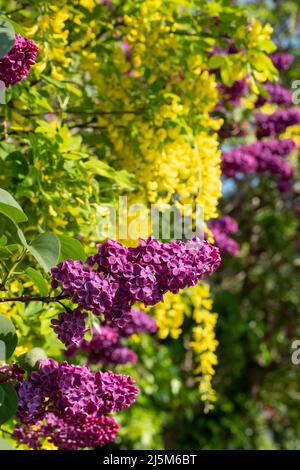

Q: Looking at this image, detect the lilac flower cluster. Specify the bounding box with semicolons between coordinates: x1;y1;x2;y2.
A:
15;414;119;450
116;309;157;338
80;326;138;366
0;34;38;87
270;52;293;71
222;138;295;191
51;260;115;317
51;308;88;348
65;309;157;366
0;364;24;383
208;216;239;256
14;359;138;450
256;83;292;107
218;77;249;105
51;238;220;329
256;109;300;138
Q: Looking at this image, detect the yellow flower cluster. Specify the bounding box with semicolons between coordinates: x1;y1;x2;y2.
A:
18;0;276;228
188;284;218;411
153;283;218;409
154;291;186;340
94;61;223;223
282;124;300;150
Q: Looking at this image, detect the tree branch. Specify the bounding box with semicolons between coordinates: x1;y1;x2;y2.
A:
0;294;68;304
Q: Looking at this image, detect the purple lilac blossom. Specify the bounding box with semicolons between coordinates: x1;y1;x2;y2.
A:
270;52;293;71
51;238;221;329
14;359;138;449
51;309;88;348
0;34;38;87
218;77;249;105
222;138;295;191
116;309;157;337
0;364;25;383
208;216;240;256
256;83;293;107
81;326;137;365
256;109;300;138
65;310;156;366
14;414;119;450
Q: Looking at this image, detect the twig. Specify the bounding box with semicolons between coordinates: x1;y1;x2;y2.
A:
0;294;68;304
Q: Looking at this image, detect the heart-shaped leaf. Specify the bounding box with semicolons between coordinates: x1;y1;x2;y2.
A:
18;230;61;272
23;347;47;368
58;235;86;262
29;233;61;271
0;188;27;225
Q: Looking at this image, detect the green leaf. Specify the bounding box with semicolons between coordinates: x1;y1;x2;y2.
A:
208;55;224;69
0;436;14;450
256;82;270;99
58;235;86;262
85;158;116;179
0;383;18;425
0;15;24;35
29;233;61;271
0;236;7;246
0;18;15;60
0;247;12;260
17;228;27;247
113;170;135;190
6;244;20;253
0;189;28;225
18;230;61;271
0;314;18;360
23;347;47;368
26;267;50;296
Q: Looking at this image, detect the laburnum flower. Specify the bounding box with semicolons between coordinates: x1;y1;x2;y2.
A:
0;34;38;87
209;216;240;256
51;238;220;330
14;359;138;450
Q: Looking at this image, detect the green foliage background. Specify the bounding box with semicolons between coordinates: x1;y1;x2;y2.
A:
0;0;299;450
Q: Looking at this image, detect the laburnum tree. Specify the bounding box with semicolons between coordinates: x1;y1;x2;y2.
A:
0;0;294;451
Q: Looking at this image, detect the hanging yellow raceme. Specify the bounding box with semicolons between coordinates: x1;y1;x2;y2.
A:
153;283;218;410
